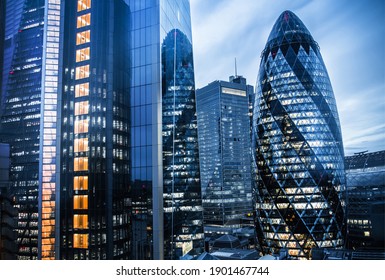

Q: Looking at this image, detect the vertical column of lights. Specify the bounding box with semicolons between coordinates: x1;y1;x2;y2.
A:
73;0;91;251
40;0;62;260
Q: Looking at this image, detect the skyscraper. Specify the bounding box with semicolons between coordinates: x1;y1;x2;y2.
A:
1;0;202;260
196;76;253;234
0;0;59;260
253;10;346;259
56;0;131;260
128;0;203;260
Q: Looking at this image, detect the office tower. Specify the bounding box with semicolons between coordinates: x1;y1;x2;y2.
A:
0;143;18;260
196;76;254;235
56;0;131;260
345;151;385;250
0;0;60;260
253;11;346;259
128;0;203;260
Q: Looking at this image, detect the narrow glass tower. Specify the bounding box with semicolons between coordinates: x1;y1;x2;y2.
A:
253;10;346;259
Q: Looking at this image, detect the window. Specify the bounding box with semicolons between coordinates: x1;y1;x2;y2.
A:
76;30;91;45
76;47;90;62
77;13;91;28
74;195;88;209
77;0;91;12
73;234;88;249
74;176;88;190
74;214;88;229
74;119;89;133
74;157;88;171
74;138;88;153
75;65;89;80
75;101;89;115
75;83;89;97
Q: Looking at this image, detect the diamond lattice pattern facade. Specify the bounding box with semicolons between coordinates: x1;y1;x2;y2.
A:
253;10;346;259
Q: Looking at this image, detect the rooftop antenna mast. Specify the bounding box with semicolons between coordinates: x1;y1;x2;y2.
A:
234;57;238;78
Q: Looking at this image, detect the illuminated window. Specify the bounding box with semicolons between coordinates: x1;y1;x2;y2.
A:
74;214;88;229
73;233;88;249
74;195;88;209
74;157;88;171
76;47;90;62
74;138;88;153
74;119;89;133
75;101;89;115
75;65;90;80
76;30;91;45
74;176;88;190
75;83;89;97
77;0;91;11
77;13;91;28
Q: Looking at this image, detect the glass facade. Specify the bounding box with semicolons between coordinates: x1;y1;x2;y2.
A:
58;0;131;260
128;0;203;260
0;0;46;260
253;11;346;259
196;78;253;232
345;151;385;250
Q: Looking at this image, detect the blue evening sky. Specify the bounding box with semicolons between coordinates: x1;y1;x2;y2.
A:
190;0;385;155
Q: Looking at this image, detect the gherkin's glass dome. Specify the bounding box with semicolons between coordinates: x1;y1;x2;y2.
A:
253;10;346;259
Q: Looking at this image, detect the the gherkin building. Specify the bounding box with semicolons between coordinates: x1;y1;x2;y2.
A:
253;10;346;259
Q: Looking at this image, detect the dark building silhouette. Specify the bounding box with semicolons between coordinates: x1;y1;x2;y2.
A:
253;10;346;259
345;150;385;251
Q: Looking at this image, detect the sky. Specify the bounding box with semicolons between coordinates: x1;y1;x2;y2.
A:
190;0;385;156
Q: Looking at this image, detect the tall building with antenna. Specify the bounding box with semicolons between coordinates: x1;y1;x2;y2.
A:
196;75;254;236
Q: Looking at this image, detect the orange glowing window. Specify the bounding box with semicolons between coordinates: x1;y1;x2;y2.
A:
74;214;88;229
74;119;89;134
76;47;90;62
77;0;91;12
75;82;89;97
74;157;88;171
75;65;89;80
74;176;88;190
77;13;91;28
75;101;89;115
74;138;88;153
74;195;88;209
74;233;88;249
76;30;91;45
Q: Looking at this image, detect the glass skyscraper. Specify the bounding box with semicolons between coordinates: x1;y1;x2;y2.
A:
128;0;203;260
0;0;61;260
196;77;253;234
1;0;202;260
253;10;346;259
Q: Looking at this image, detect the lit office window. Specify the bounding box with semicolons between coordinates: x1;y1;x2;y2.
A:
74;176;88;190
74;138;88;153
76;30;91;45
76;47;90;62
74;214;88;229
74;119;89;133
77;0;91;12
73;195;88;209
75;101;89;115
75;65;89;80
73;234;88;249
77;13;91;28
75;83;89;97
74;157;88;171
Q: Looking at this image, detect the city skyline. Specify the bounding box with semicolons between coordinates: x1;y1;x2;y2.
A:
191;0;385;155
